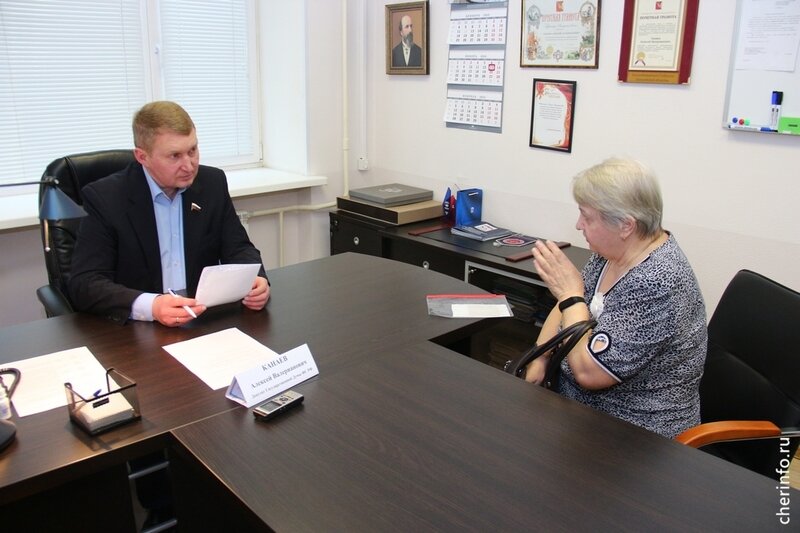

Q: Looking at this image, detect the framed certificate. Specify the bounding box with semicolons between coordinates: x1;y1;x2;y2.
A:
529;79;576;153
617;0;700;84
520;0;601;68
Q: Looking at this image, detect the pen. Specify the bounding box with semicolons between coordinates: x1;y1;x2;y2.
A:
168;288;197;318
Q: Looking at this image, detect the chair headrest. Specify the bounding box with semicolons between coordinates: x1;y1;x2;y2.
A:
42;149;136;205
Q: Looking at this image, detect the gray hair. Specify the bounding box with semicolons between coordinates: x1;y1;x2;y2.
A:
571;157;663;238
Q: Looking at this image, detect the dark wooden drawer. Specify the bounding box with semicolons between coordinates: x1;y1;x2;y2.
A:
384;237;464;279
329;212;386;256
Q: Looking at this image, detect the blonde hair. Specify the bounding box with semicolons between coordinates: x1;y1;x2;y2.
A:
572;157;663;238
132;101;195;151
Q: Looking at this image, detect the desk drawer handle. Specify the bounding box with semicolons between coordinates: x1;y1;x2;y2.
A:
422;261;430;269
353;236;360;246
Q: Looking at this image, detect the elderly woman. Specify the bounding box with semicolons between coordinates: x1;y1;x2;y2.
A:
525;158;707;438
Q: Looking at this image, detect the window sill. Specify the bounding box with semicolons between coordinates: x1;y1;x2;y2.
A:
0;168;328;231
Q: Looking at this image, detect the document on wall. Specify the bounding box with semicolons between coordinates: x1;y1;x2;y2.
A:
163;327;281;390
4;346;108;417
194;263;261;307
734;0;800;72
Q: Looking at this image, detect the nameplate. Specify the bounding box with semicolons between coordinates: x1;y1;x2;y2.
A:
225;344;319;408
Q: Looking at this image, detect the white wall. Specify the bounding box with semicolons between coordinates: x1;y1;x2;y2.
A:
350;0;800;316
2;0;798;328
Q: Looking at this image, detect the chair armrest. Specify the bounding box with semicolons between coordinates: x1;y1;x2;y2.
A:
675;420;781;448
36;285;74;317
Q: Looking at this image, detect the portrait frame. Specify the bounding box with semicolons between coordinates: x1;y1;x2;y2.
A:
617;0;699;84
386;1;429;75
529;79;576;153
520;0;601;69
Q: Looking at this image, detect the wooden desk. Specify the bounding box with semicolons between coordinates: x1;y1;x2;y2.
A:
330;210;593;283
1;253;795;531
0;253;484;528
169;342;792;532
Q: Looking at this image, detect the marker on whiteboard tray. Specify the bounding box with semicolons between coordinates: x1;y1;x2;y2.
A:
770;91;783;131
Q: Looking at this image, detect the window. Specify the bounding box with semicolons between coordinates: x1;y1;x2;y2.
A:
0;0;260;191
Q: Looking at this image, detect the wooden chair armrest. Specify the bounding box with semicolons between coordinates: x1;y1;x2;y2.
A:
675;420;781;448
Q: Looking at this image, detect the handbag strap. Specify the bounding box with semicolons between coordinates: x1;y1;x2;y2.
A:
541;319;596;389
504;319;596;378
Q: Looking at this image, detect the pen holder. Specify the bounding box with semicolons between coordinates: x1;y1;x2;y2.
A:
64;368;141;435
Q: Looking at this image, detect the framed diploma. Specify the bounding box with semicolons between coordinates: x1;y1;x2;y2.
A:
529;79;576;153
520;0;601;68
617;0;699;84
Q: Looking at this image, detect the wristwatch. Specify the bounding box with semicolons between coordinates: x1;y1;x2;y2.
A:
558;296;585;312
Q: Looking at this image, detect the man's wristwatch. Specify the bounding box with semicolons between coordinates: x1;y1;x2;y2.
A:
558;296;585;312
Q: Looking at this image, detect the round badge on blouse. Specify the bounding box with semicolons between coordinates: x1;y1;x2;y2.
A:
588;331;611;356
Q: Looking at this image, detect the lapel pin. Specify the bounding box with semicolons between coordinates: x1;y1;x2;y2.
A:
191;202;202;212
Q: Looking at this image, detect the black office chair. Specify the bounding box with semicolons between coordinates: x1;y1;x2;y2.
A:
676;270;800;480
36;149;136;317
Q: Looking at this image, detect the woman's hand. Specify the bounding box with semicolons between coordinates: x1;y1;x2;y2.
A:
524;354;549;385
532;240;584;301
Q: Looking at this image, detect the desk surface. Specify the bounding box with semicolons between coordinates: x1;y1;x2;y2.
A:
0;253;484;503
1;253;794;531
172;340;788;532
380;219;593;281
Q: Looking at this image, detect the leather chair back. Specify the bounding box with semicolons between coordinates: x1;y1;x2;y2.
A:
39;150;136;313
699;269;800;479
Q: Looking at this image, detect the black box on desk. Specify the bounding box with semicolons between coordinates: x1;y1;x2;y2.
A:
336;195;442;225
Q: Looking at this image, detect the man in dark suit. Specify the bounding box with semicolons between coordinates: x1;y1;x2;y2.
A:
69;101;269;326
391;14;422;67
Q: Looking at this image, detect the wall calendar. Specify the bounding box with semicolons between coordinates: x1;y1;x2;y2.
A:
445;2;508;133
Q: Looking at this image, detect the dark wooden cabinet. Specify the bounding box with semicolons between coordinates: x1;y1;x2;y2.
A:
329;211;387;257
329;210;593;368
383;236;465;279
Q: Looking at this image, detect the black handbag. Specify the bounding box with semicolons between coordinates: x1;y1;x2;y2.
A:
504;320;596;389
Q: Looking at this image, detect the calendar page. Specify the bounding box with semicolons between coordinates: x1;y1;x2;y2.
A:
448;6;507;45
445;88;503;128
447;49;504;86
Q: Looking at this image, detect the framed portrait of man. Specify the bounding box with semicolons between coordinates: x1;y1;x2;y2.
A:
386;2;429;75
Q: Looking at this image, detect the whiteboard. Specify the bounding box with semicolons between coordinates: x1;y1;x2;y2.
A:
722;0;800;134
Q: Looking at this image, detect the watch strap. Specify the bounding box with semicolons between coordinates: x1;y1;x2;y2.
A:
558;296;586;312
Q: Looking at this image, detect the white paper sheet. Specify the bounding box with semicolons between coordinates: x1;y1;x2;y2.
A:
162;327;280;390
4;346;109;417
451;303;512;318
194;263;261;307
735;0;800;72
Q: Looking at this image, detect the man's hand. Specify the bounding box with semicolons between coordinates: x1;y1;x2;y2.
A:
242;276;270;311
152;293;205;327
